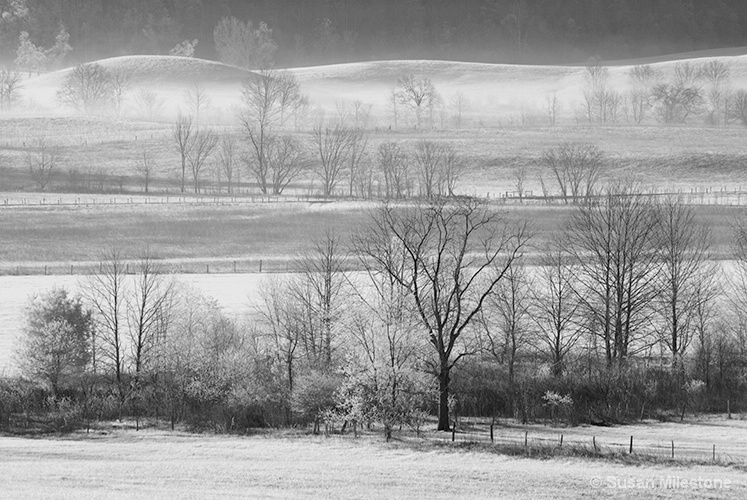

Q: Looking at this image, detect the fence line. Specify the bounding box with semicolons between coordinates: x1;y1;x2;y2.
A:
3;186;747;209
324;417;747;463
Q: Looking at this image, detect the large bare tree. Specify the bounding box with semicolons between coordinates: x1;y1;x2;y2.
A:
355;199;530;431
57;63;113;113
395;74;440;128
542;143;603;204
240;71;302;194
565;183;661;367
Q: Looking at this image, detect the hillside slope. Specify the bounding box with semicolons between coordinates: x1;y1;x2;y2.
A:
19;52;747;123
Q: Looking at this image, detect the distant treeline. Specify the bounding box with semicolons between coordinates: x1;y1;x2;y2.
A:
1;0;747;67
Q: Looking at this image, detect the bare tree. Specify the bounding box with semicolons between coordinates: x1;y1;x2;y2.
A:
388;88;399;130
311;121;355;197
256;276;303;424
351;100;372;130
531;243;584;377
564;183;661;367
26;139;59;191
514;166;527;202
579;59;623;124
110;70;132;119
545;92;558;125
378;141;409;199
127;256;175;426
655;197;715;371
57;63;113;113
218;133;237;194
698;61;730;125
439;145;463;196
395;74;440;128
134;89;165;121
542;143;603;203
730;89;747;126
184;81;211;128
346;129;368;197
83;249;127;402
481;256;532;387
173;114;194;193
239;71;301;193
267;135;307;195
135;150;154;193
413;140;442;199
188;128;218;193
0;68;22;111
450;90;470;129
275;72;303;127
292;230;348;370
354;199;530;431
651;84;703;124
626;65;658;124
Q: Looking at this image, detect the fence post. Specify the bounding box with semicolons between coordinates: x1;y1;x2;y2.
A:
524;431;528;453
629;436;633;454
560;434;563;448
728;400;731;419
44;265;47;276
671;440;674;459
490;423;494;443
593;436;597;452
70;264;73;275
259;259;263;273
713;444;716;462
451;424;456;442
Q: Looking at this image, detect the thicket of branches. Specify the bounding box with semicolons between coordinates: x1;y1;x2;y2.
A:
3;189;747;436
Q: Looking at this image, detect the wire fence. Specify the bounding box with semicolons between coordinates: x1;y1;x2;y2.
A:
3;186;747;209
321;416;747;464
393;417;747;463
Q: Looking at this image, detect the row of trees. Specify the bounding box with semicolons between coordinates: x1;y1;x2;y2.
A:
4;0;747;66
6;188;747;435
166;71;467;197
579;60;747;126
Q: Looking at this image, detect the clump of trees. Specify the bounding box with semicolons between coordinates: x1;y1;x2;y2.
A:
4;189;747;435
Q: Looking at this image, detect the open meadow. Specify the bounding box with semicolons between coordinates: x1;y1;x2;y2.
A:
0;425;745;499
5;48;747;499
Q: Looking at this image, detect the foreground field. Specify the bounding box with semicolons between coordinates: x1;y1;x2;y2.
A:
0;430;743;499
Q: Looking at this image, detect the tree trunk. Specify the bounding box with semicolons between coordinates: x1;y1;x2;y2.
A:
437;368;451;431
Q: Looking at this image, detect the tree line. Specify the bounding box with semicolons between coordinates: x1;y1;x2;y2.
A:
3;188;747;435
3;0;747;67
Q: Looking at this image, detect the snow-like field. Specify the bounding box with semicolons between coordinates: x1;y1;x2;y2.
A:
0;430;743;499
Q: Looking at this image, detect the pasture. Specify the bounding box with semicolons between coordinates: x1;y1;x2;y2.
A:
0;424;745;499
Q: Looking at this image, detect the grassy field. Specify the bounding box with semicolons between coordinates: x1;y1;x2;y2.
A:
0;200;741;268
0;428;744;499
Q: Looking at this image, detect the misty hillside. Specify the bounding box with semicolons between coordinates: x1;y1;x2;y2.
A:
21;51;747;121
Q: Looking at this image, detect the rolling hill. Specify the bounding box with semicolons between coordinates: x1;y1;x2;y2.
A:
18;51;747;124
